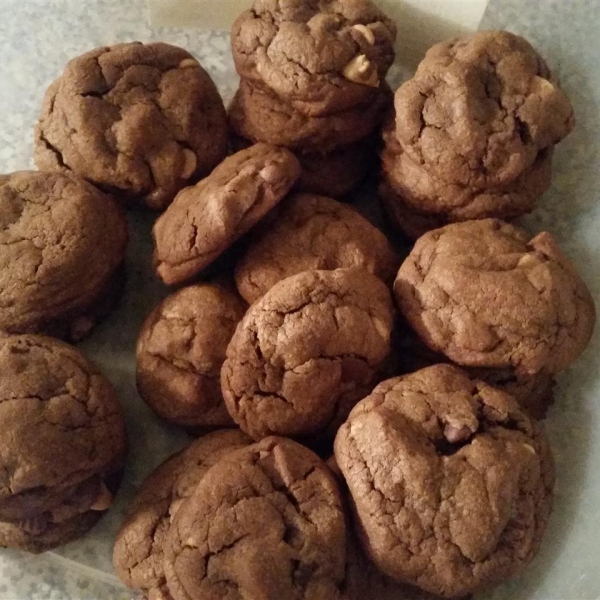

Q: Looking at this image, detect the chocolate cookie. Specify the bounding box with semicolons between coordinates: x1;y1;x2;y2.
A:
35;42;228;210
381;119;553;228
0;334;126;551
0;171;128;342
394;220;596;375
0;510;104;555
297;141;374;198
334;364;555;598
222;268;394;440
395;31;574;188
229;78;392;153
231;0;397;116
164;437;347;600
153;144;301;286
393;323;555;419
113;430;251;599
136;284;247;429
235;193;398;304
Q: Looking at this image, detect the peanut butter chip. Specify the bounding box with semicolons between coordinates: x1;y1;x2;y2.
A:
259;163;281;183
517;253;542;268
444;424;472;443
343;55;379;87
180;149;198;179
179;58;199;69
352;24;375;45
90;482;113;511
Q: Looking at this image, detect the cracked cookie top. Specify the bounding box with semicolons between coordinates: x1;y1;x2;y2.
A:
228;78;392;153
394;220;596;375
221;268;394;440
164;436;347;600
0;171;128;337
394;31;574;188
113;429;251;598
136;284;247;428
153;143;301;286
231;0;397;116
381;118;553;223
0;334;126;519
235;194;399;304
334;364;555;598
34;42;228;210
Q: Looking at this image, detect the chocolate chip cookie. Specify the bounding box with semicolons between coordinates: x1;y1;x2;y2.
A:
113;429;251;599
0;171;128;341
334;364;555;597
222;268;394;440
164;437;347;600
153;143;301;286
381;120;553;234
235;193;398;304
0;334;127;552
395;31;574;188
231;0;397;116
35;42;228;210
136;284;247;429
394;219;596;375
229;78;392;153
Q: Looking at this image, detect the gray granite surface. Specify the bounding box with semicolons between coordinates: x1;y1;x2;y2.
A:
0;0;599;598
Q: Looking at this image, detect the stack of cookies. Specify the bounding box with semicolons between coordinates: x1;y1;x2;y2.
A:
0;335;127;553
380;31;575;239
228;0;397;198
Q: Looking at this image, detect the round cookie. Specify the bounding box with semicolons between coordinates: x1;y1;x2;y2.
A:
297;141;374;198
35;42;228;210
395;31;574;188
164;437;347;600
381;119;553;225
334;364;555;598
231;0;397;116
229;78;392;153
394;219;596;375
0;171;128;341
153;143;301;286
235;193;398;304
113;430;251;599
221;268;394;440
0;334;126;550
136;284;247;429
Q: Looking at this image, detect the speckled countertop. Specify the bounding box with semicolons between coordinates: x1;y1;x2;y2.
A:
1;1;599;599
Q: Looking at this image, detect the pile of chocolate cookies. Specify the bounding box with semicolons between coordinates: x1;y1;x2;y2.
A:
380;31;575;238
0;0;596;598
228;0;397;198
